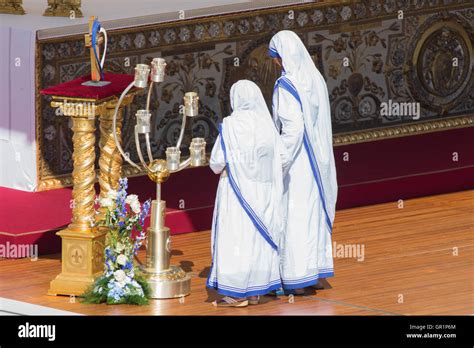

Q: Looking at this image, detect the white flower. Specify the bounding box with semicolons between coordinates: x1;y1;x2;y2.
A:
107;189;118;200
99;197;114;208
125;194;138;205
115;243;125;253
116;254;128;266
114;270;126;283
125;194;141;214
130;200;141;214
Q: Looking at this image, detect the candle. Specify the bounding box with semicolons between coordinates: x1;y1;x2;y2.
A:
136;110;151;134
184;92;199;117
134;64;150;88
189;137;206;167
151;58;167;83
166;147;181;171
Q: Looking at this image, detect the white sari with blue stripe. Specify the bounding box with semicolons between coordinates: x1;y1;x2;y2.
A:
269;30;338;289
206;80;289;298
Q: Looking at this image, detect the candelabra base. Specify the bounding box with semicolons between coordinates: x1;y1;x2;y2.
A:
141;265;191;299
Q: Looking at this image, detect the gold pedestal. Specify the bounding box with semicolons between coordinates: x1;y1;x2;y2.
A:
48;229;106;296
47;93;136;296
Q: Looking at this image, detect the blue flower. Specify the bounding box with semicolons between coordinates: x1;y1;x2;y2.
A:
107;281;125;302
118;177;128;191
139;199;152;225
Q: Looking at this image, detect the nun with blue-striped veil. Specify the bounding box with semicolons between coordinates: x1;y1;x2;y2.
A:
269;30;338;293
207;80;289;307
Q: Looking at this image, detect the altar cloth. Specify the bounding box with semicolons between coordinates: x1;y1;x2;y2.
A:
41;73;134;100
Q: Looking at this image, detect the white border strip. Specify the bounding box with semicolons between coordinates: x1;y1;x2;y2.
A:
0;297;81;316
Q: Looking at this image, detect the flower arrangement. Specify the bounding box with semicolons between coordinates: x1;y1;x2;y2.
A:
82;178;152;305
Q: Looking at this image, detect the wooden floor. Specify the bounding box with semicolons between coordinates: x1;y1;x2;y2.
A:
1;190;473;315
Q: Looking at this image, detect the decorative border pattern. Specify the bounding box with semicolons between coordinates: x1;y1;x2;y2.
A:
333;114;474;146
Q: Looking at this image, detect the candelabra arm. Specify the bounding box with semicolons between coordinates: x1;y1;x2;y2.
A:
113;81;141;169
144;82;155;162
145;133;154;162
134;126;152;172
146;81;154;112
170;157;192;173
175;113;187;150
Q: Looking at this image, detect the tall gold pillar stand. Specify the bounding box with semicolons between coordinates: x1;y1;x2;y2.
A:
47;97;105;296
44;91;138;296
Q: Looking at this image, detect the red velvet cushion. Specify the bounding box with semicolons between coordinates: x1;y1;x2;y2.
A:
41;73;135;100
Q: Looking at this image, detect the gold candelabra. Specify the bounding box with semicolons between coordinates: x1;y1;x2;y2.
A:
113;58;206;299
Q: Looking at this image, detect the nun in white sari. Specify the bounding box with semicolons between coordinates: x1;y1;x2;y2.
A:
207;80;289;307
269;30;338;292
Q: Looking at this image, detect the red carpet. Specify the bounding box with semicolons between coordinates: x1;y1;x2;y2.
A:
1;126;473;255
0;187;71;255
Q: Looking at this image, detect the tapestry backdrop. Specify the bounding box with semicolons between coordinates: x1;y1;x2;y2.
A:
38;0;473;189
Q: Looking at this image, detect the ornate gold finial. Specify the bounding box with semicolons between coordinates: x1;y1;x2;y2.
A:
147;159;171;184
0;0;25;15
43;0;83;18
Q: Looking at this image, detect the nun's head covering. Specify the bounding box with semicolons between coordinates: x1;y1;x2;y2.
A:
268;30;320;93
229;80;274;128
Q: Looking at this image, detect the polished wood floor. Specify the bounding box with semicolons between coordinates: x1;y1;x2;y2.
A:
0;190;472;315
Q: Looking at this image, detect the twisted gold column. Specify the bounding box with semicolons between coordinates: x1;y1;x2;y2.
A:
97;95;136;219
49;99;106;296
69;117;97;232
98;104;123;211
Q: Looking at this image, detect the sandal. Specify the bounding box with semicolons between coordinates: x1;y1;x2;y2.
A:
248;296;259;305
213;296;248;307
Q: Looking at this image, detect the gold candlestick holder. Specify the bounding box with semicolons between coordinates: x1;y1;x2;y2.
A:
113;58;206;299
